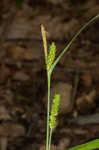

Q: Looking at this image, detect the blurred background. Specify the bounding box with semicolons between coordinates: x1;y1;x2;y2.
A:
0;0;99;150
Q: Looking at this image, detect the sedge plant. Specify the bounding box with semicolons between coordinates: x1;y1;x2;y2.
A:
41;14;99;150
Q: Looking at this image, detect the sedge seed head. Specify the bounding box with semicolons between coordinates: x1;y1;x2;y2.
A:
47;42;56;70
50;94;60;129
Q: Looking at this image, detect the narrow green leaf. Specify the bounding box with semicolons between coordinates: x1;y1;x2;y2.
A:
50;14;99;74
69;139;99;150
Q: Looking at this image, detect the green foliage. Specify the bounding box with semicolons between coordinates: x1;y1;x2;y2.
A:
16;0;24;8
47;42;56;70
50;94;60;129
69;139;99;150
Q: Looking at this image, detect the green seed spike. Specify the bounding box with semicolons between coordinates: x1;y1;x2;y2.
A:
50;94;60;129
47;42;56;70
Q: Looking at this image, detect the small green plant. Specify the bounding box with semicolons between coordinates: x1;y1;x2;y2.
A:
41;14;99;150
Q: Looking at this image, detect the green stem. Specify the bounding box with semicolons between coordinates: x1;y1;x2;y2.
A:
46;72;51;150
50;14;99;74
49;128;53;150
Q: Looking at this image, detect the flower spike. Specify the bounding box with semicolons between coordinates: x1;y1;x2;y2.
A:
47;42;56;70
50;94;60;129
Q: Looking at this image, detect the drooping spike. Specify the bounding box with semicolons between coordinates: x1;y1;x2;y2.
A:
50;94;60;129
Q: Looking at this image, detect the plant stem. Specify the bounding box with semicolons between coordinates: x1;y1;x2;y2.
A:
46;72;51;150
49;128;52;150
